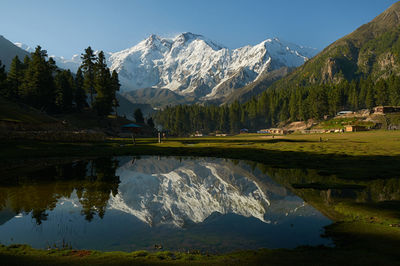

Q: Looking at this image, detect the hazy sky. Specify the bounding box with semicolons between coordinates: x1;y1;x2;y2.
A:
0;0;397;58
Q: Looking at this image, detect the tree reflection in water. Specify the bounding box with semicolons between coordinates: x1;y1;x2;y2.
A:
0;157;120;224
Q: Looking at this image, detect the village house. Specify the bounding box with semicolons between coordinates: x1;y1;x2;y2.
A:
345;125;368;132
257;128;289;135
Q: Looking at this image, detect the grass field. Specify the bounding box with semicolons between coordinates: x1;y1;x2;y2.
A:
1;130;400;265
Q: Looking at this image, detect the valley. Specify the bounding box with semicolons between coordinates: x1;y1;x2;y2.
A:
1;1;400;265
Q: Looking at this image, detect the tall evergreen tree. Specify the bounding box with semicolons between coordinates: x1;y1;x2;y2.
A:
0;60;7;98
81;46;96;106
375;79;388;106
54;70;74;112
388;74;400;106
93;51;112;116
134;108;145;124
146;117;155;128
75;67;87;111
110;70;120;115
229;101;241;133
289;91;298;120
19;46;55;111
5;56;23;99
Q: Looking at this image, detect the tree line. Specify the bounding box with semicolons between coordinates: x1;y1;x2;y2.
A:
154;75;400;135
0;46;120;116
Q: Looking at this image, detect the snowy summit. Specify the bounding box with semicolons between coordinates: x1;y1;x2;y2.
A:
109;33;317;100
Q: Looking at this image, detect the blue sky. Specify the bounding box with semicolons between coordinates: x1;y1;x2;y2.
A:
0;0;397;58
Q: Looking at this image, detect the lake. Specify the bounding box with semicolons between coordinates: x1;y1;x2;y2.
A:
0;156;332;252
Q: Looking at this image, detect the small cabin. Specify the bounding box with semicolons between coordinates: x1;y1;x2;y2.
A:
345;125;367;132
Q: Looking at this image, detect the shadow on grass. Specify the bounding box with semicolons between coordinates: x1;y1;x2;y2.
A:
1;140;400;180
179;138;314;145
353;201;400;220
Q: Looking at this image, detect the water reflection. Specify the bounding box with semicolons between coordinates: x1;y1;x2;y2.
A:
0;158;120;224
112;157;271;227
0;157;333;252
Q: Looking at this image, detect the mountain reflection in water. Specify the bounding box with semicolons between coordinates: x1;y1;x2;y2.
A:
0;156;332;252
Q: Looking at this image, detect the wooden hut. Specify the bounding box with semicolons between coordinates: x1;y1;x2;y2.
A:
345;125;367;132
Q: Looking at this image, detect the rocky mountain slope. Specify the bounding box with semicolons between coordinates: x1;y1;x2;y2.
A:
0;36;30;70
266;1;400;90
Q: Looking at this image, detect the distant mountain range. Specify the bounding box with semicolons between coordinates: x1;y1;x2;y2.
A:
9;33;317;107
107;33;316;106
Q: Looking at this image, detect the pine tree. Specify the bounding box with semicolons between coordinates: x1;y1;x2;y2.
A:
81;46;96;106
309;86;328;119
348;80;359;110
288;91;298;121
147;117;155;128
218;107;229;132
19;46;55;111
229;101;241;133
134;108;144;124
54;70;74;112
75;67;87;111
365;85;375;109
328;85;341;115
388;74;400;106
375;79;388;106
279;100;289;122
93;51;112;116
5;56;23;99
0;60;7;98
110;70;120;115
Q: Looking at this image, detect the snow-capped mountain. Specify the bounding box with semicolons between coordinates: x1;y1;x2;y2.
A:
107;157;316;227
50;51;113;73
50;54;81;73
14;42;34;53
14;33;317;104
109;33;317;101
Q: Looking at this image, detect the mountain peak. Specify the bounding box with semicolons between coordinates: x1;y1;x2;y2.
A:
375;2;400;28
172;32;225;50
14;42;34;53
176;32;203;41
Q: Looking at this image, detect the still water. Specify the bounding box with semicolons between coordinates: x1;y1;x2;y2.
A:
0;156;332;252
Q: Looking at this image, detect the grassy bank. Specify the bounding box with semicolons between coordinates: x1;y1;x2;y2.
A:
2;130;400;179
1;242;399;266
1;130;400;265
